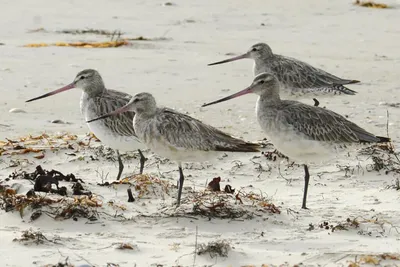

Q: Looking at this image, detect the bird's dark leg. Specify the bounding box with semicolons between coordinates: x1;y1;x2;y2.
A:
313;98;320;107
138;149;148;174
302;164;310;209
116;150;124;180
177;164;185;207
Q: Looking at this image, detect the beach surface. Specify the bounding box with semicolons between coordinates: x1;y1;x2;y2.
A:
1;0;400;266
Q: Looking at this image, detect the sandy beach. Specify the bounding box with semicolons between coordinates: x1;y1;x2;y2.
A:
1;0;400;266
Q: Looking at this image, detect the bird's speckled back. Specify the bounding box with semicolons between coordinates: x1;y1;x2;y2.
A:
133;106;260;153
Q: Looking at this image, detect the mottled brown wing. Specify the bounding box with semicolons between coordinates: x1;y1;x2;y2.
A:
271;55;358;94
155;108;260;152
277;101;380;143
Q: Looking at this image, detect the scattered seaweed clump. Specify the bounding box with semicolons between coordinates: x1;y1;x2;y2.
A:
174;179;280;219
24;40;129;48
56;29;124;36
308;217;361;233
262;149;289;162
42;258;76;267
24;28;160;49
197;240;231;258
354;0;390;8
9;165;87;196
348;253;400;267
386;178;400;191
0;132;99;158
98;173;172;200
115;242;139;251
308;216;399;237
0;184;101;221
359;143;400;175
12;229;61;245
0;165;101;221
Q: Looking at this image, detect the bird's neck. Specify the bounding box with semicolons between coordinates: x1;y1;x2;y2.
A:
254;54;273;66
259;89;281;105
134;106;158;120
85;85;107;98
132;108;158;140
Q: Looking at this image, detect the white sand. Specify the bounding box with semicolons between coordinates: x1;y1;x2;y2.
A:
1;0;400;266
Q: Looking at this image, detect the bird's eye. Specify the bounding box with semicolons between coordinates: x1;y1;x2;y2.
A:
251;47;257;52
259;80;265;84
132;98;139;103
80;76;85;80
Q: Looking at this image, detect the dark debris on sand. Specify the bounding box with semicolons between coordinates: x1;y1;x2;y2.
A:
56;28;125;36
0;165;100;221
197;240;231;258
360;143;400;176
12;229;58;245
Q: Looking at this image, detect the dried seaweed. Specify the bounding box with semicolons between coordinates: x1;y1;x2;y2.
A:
54;196;100;221
356;140;400;177
348;253;400;267
98;173;171;199
262;149;289;162
1;165;101;221
0;187;101;221
42;258;75;267
0;132;98;157
29;28;157;42
208;177;221;191
56;29;124;36
177;186;280;219
354;0;390;8
13;229;55;245
386;178;400;191
197;240;230;258
308;216;400;237
115;243;139;250
8;165;87;196
24;40;129;48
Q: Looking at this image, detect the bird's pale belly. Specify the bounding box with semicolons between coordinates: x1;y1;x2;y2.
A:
145;138;219;163
268;131;335;164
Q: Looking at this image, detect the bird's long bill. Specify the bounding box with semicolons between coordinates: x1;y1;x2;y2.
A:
207;53;249;66
202;86;253;107
26;83;75;103
86;102;131;124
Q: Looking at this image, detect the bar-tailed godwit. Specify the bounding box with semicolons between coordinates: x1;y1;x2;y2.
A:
202;72;390;209
87;92;260;206
208;43;359;98
26;69;148;180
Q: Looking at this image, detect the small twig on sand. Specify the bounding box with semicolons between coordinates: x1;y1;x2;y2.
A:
193;226;198;267
277;164;292;185
74;253;95;266
386;110;400;164
386;110;390;138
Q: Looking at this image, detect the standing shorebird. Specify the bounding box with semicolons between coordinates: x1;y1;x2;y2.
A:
201;72;390;209
26;69;148;180
86;92;260;206
208;43;360;98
